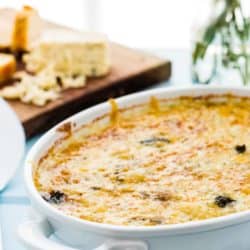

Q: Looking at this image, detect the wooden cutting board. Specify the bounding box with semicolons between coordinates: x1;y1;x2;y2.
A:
5;22;171;138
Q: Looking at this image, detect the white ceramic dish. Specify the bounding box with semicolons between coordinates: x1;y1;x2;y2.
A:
19;86;250;250
0;98;25;190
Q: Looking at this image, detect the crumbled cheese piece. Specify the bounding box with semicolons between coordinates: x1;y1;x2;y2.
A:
0;69;86;106
20;83;59;106
0;72;59;106
0;53;16;83
0;83;25;99
38;64;86;89
33;66;60;90
60;75;86;89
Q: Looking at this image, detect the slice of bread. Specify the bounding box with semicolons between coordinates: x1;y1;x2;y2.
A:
12;6;43;51
0;8;16;49
0;53;16;83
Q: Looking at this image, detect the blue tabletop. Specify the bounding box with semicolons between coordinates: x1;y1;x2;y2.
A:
1;49;192;250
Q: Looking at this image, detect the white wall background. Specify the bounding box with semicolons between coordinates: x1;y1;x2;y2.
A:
1;0;250;49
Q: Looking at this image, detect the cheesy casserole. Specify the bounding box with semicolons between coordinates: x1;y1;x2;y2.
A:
34;95;250;226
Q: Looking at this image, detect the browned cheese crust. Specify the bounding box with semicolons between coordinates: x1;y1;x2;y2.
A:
34;95;250;226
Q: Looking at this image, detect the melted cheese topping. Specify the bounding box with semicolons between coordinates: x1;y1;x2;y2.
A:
34;95;250;226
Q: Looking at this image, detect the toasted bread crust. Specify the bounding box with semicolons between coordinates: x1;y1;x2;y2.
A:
11;9;29;50
0;54;16;83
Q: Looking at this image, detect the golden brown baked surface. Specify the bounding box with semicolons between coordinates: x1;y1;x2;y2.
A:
0;53;16;83
34;95;250;226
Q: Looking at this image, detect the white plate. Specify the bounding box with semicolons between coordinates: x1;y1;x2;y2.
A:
0;98;25;190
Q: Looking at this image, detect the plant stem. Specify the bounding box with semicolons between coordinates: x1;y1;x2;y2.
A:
192;0;250;85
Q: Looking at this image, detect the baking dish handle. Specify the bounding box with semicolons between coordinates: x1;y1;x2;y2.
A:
18;218;77;250
18;218;148;250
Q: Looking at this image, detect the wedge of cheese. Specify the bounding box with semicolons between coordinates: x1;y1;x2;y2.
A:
12;5;43;51
0;54;16;83
23;28;110;77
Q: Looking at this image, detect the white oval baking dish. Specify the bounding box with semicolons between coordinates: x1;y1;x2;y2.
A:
19;86;250;250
